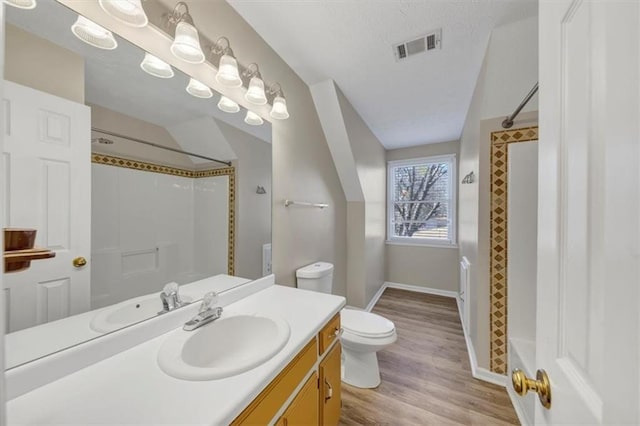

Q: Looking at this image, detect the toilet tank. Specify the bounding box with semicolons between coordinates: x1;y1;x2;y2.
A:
296;262;334;294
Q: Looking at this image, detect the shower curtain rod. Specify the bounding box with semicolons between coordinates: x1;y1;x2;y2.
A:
91;127;232;167
502;82;539;129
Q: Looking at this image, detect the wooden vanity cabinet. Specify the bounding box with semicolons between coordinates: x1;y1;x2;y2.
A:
276;373;319;426
232;313;342;426
319;343;341;426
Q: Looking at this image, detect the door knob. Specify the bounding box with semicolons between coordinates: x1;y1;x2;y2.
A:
72;256;87;268
512;368;551;409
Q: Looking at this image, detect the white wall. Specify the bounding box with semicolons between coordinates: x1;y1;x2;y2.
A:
91;165;228;308
458;15;538;369
507;141;538;345
385;140;460;292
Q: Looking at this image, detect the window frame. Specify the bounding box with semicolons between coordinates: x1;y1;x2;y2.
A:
386;154;457;247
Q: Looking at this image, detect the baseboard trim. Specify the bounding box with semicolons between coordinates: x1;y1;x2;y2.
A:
455;297;507;388
365;283;389;312
364;281;458;313
384;281;458;299
507;386;531;426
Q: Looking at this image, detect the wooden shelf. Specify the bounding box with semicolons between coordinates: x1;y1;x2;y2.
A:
4;247;56;273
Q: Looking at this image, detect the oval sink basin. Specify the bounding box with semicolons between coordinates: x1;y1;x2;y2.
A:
90;294;193;333
157;314;291;381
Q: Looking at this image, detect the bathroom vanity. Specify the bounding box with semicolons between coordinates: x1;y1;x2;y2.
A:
233;311;342;425
6;277;346;425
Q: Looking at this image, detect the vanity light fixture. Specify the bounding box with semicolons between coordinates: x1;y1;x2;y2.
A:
267;83;290;120
71;16;118;50
186;78;213;99
211;37;243;88
99;0;148;28
166;2;205;64
242;63;268;105
244;110;264;126
140;53;174;78
3;0;37;9
217;96;240;113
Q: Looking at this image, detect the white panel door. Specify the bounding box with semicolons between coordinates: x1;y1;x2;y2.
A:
535;0;639;423
2;81;91;333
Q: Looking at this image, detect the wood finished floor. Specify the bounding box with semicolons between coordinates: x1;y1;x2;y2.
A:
340;288;518;426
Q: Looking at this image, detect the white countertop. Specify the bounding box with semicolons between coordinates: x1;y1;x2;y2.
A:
7;285;345;426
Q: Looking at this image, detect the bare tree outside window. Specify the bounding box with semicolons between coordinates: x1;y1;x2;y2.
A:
390;159;452;240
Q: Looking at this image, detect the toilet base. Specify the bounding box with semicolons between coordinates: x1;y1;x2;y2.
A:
341;349;381;389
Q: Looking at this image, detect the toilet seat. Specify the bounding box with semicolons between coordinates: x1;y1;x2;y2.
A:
341;309;395;339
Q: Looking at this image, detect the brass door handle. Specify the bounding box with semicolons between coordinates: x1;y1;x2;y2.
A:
72;256;87;268
324;378;333;401
512;368;552;409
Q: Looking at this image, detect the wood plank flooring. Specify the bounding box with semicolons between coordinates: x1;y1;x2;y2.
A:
340;288;519;425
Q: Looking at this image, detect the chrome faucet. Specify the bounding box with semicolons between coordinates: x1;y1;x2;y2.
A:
160;282;185;313
183;291;223;331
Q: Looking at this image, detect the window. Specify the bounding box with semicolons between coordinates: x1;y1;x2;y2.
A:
387;154;456;246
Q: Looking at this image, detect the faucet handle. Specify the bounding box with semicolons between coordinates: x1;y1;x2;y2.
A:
162;282;179;296
200;291;218;312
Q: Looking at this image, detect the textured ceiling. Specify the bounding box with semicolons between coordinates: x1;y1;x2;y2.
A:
228;0;537;149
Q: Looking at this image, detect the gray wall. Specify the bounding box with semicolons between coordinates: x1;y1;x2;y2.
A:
385;140;460;292
148;0;349;294
458;15;538;369
218;121;272;281
336;87;386;307
5;24;84;104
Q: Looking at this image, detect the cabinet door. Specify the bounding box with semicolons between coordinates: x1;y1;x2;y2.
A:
280;372;319;426
319;343;341;426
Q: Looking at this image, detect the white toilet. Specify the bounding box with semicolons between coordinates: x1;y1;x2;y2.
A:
296;262;397;389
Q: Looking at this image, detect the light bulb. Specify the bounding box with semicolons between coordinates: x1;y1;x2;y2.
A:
245;76;267;105
270;95;290;120
140;53;174;79
216;54;242;88
3;0;37;9
71;16;118;50
186;78;213;99
244;111;264;126
171;21;205;64
217;96;240;113
99;0;148;27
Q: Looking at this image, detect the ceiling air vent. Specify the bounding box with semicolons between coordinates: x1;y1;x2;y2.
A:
393;29;442;62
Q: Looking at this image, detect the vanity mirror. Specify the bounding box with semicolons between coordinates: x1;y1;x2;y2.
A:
3;0;272;369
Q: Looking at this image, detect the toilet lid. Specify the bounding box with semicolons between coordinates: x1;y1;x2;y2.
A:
341;310;395;338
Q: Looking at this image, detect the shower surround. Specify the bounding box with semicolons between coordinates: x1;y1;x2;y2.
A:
91;163;230;309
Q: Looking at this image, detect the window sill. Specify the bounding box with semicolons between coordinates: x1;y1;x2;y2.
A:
385;240;459;249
